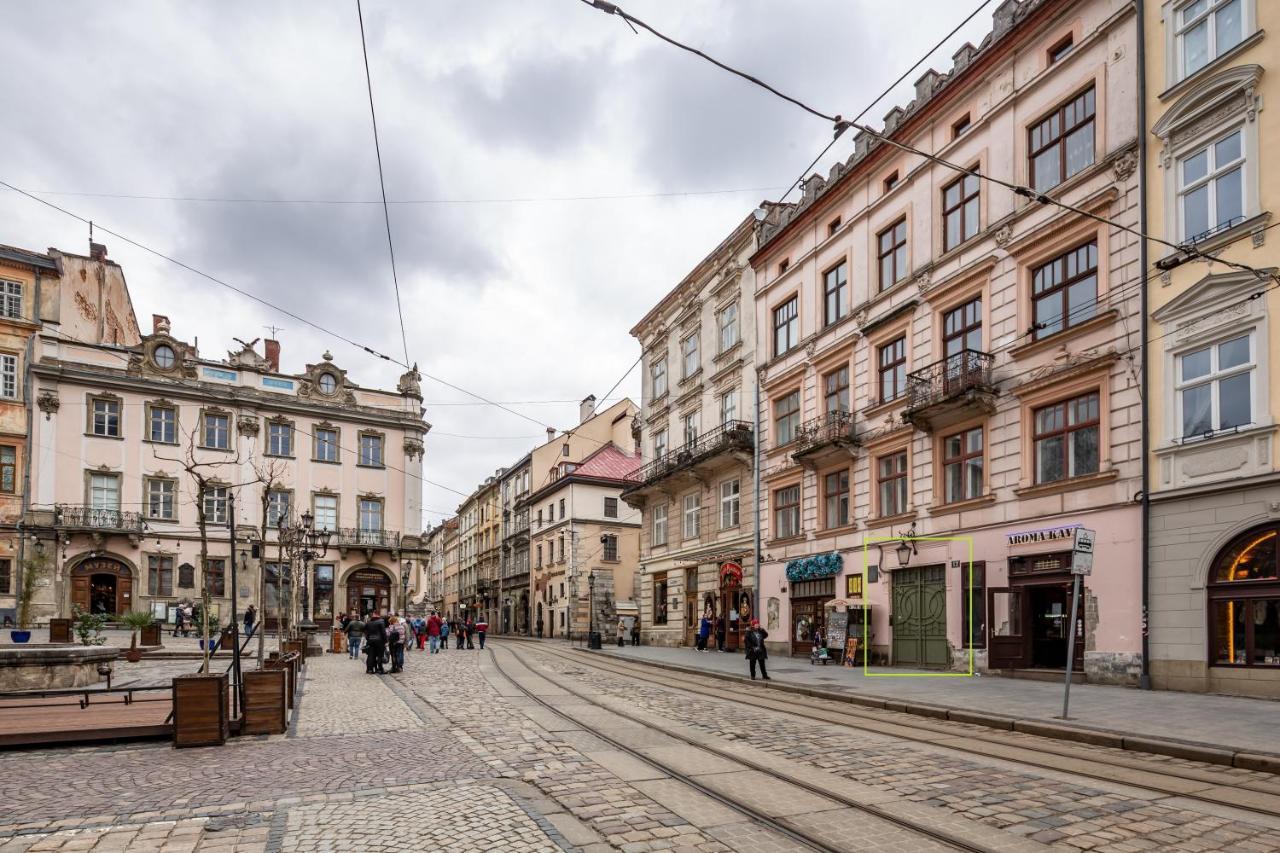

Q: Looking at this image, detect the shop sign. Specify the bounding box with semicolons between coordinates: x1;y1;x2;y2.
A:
845;574;863;598
720;561;743;588
1006;524;1079;546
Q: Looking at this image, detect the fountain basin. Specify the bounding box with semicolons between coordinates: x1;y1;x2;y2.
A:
0;645;120;691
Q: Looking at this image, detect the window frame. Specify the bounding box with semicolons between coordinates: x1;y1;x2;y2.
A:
877;218;908;292
681;333;700;379
1177;125;1246;243
1174;0;1251;83
1206;522;1280;667
720;478;740;529
147;403;178;445
1175;330;1256;439
823;261;849;327
682;491;701;539
358;496;384;532
313;425;341;463
1031;240;1099;341
88;471;121;512
148;555;174;597
602;534;619;562
1028;85;1096;192
604;496;619;519
0;353;16;401
719;389;738;425
0;445;15;494
942;425;985;504
312;493;339;531
0;280;21;320
89;395;122;438
653;572;669;625
1047;33;1074;65
652;504;668;547
942;171;981;252
144;476;178;521
202;485;229;525
265;418;295;458
267;489;293;529
773;390;801;446
877;450;909;517
717;302;739;353
773;296;799;357
773;484;801;540
943;296;984;357
1032;391;1102;484
878;336;907;404
358;431;385;467
823;366;850;414
823;468;850;529
200;410;231;450
650;357;668;399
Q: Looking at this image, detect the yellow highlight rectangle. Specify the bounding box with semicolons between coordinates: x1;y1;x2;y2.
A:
861;535;975;677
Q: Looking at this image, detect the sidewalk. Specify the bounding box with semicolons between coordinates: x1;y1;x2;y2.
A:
521;638;1280;761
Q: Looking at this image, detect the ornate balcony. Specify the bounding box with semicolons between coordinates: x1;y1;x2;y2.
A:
55;505;145;545
337;527;402;554
904;349;997;431
791;411;858;466
623;420;753;503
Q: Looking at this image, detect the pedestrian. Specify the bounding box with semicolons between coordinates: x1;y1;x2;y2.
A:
536;616;544;639
412;615;425;650
345;613;366;660
243;604;257;638
475;615;488;650
715;615;726;652
455;619;466;650
630;619;640;647
339;612;351;631
616;618;625;647
465;617;476;649
744;618;770;681
364;612;387;674
426;611;442;654
388;615;407;673
440;617;450;652
172;605;185;638
697;612;711;652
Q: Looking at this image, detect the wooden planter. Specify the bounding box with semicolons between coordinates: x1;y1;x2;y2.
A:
48;618;72;644
283;639;306;664
172;672;229;748
140;623;161;647
265;656;297;708
242;669;287;735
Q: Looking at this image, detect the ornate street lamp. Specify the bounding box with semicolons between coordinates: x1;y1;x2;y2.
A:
587;570;597;650
401;561;412;615
286;510;333;657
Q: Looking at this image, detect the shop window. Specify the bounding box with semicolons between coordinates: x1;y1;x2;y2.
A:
314;564;334;620
1033;392;1100;483
1208;525;1280;667
653;572;669;625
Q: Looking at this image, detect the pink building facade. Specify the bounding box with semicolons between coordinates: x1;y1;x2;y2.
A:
751;0;1144;682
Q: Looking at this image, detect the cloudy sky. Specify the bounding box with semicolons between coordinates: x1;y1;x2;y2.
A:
1;0;993;525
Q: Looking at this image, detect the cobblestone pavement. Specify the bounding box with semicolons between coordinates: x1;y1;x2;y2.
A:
524;645;1280;853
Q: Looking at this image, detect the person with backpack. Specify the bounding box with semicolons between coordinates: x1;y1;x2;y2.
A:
439;617;450;652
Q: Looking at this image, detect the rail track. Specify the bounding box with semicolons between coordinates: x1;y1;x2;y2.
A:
513;642;1280;822
490;643;1011;853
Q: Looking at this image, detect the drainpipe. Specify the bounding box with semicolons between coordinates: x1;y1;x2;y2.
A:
752;369;762;622
1136;0;1153;691
15;271;40;617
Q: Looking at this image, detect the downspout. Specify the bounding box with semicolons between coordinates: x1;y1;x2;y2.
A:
1136;0;1153;691
752;369;762;622
15;271;40;617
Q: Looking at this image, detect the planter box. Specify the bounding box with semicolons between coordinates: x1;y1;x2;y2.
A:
172;672;229;748
265;656;297;709
283;639;306;664
241;669;287;735
48;619;72;644
140;623;161;647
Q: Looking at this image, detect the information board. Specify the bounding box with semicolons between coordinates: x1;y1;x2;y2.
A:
825;609;849;660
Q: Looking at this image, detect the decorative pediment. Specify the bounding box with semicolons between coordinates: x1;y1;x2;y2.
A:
296;351;354;402
1152;64;1263;168
226;338;271;371
140;333;198;378
1152;268;1275;326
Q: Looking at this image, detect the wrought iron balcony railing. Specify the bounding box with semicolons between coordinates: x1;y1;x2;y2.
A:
905;349;994;412
628;420;754;490
793;410;857;456
337;527;402;550
55;505;145;533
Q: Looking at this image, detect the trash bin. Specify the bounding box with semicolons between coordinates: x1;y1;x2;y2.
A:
588;631;602;650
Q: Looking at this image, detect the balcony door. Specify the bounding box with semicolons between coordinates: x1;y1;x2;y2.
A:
88;473;122;527
943;297;982;396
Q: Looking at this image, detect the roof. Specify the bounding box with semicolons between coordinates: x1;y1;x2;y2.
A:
0;244;57;272
574;442;641;481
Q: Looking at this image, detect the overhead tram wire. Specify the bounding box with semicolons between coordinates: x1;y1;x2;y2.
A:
355;0;410;368
578;0;1280;288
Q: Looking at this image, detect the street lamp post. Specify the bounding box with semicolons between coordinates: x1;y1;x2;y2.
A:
284;510;332;657
400;561;411;616
587;570;596;650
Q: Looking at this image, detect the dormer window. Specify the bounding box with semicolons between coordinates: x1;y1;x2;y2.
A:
153;345;176;370
318;372;338;394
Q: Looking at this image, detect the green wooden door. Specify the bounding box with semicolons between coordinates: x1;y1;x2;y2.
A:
891;565;949;667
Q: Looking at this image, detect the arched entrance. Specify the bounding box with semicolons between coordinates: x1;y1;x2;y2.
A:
518;591;529;634
345;567;391;618
71;557;133;616
1207;524;1280;668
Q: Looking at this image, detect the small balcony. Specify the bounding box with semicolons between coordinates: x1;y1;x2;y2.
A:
904;349;997;431
791;411;858;466
337;527;402;554
623;420;753;502
55;505;145;543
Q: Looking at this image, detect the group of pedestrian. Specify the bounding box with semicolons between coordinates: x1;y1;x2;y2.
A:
338;610;490;673
694;612;729;652
614;618;640;647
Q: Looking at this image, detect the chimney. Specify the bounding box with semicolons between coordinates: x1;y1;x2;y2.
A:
579;395;597;424
264;339;280;372
89;242;107;262
546;427;556;443
151;314;171;335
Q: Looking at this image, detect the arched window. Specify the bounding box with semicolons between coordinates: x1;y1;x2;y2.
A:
1207;525;1280;667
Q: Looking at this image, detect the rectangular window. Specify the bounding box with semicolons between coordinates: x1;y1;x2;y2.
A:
603;534;618;562
774;391;801;445
681;334;699;379
0;446;14;494
0;559;10;595
558;498;565;520
1048;33;1074;64
717;302;739;353
778;258;790;274
604;496;618;518
883;171;899;193
720;479;740;529
823;261;848;326
91;398;121;437
1178;333;1254;437
267;490;291;528
824;469;850;529
313;494;338;531
1029;86;1095;192
359;433;384;466
0;280;21;319
267;421;294;456
774;485;801;539
1032;240;1098;340
828;216;842;236
943;426;984;503
952;113;972;139
942;172;981;251
653;428;668;459
824;366;850;414
877;218;908;291
149;405;177;444
90;473;120;511
652;504;668;546
205;558;226;598
720;389;738;425
944;297;983;357
148;555;174;597
682;411;699;446
0;354;15;400
359;498;383;532
683;492;701;539
1178;0;1245;79
773;297;799;356
146;477;176;520
878;337;907;403
314;427;339;462
536;544;543;567
653;572;668;624
1034;392;1100;483
202;412;230;449
204;486;228;524
1179;128;1244;242
651;358;668;398
877;451;908;516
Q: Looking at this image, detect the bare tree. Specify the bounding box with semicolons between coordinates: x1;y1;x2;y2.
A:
250;454;291;664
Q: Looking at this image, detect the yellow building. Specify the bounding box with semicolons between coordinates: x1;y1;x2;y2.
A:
1144;0;1280;695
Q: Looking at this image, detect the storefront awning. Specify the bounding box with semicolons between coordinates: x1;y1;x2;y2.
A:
785;552;842;582
823;598;853;610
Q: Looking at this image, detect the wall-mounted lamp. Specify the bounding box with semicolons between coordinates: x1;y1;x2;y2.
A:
894;521;918;567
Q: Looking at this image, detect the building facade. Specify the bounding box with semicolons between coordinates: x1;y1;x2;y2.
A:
23;307;428;627
750;0;1144;681
455;476;500;623
498;453;532;634
442;518;460;620
419;518;454;614
624;215;760;649
1144;0;1280;696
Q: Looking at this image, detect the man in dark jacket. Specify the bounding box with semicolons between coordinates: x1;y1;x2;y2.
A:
364;612;388;674
345;615;366;660
744;619;770;681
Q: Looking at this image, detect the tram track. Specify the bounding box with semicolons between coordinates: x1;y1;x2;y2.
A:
515;642;1280;823
490;643;1011;853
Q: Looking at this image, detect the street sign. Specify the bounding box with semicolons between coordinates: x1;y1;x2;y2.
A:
1071;550;1093;575
1073;527;1095;554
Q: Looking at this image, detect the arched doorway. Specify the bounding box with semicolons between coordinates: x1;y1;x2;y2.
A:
71;557;133;616
345;567;391;618
1207;525;1280;668
518;591;529;634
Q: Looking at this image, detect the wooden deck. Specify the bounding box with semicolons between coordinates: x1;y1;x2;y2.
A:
0;689;174;748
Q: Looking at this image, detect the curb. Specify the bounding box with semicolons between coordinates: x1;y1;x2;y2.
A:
500;637;1280;774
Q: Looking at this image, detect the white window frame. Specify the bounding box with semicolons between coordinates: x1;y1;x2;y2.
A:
267;490;291;528
650;357;668;399
1170;0;1254;85
653;428;668;460
90;473;121;511
91;397;120;436
313;494;338;531
1175;330;1256;439
652;504;668;547
145;477;176;520
0;354;17;400
682;411;699;446
720;389;738;425
681;333;699;379
682;492;701;539
0;280;21;320
202;411;230;449
717;302;739;353
203;486;229;524
267;421;294;457
1177;126;1246;242
314;427;339;462
359;498;384;532
720;479;740;529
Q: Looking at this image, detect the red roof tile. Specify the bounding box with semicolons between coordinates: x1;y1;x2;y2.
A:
574;443;640;482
